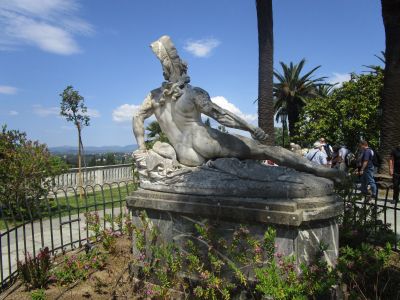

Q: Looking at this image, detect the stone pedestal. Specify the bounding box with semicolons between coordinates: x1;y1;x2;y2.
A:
126;189;342;266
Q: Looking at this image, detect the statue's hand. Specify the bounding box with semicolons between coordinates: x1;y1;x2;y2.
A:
251;127;268;141
132;149;148;161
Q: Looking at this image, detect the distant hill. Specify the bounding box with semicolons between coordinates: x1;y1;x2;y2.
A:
49;144;137;154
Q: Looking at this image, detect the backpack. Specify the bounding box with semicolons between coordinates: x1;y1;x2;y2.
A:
371;149;382;168
323;144;332;160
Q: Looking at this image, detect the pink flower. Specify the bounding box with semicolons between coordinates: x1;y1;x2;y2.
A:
145;289;153;295
200;271;210;280
49;275;57;281
254;246;262;254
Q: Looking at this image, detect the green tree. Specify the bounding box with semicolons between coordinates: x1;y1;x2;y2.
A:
295;68;383;152
60;86;90;197
274;59;326;139
0;126;66;218
274;127;289;147
380;0;400;173
145;121;169;149
256;0;275;145
88;155;97;167
105;153;116;165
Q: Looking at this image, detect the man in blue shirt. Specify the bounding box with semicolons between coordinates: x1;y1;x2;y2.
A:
357;140;377;197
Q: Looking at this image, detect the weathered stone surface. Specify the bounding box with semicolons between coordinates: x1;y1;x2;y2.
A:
133;147;334;199
127;189;341;226
127;35;343;275
132;35;343;182
127;189;342;266
127;196;340;267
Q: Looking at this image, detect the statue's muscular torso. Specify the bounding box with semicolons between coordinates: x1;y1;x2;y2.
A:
150;86;212;166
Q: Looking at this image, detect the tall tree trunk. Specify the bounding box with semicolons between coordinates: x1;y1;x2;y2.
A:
287;103;300;140
380;0;400;174
256;0;275;145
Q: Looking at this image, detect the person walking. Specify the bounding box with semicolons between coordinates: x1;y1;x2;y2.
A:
357;140;377;197
338;145;350;172
306;141;328;166
319;137;333;165
389;145;400;204
330;145;340;169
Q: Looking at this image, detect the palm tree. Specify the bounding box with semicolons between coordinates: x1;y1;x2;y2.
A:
256;0;274;145
273;59;326;138
145;121;169;149
315;84;336;98
379;0;400;174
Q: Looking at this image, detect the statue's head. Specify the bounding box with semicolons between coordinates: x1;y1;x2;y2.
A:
151;36;189;84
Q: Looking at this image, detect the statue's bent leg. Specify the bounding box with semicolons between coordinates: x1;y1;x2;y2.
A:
230;136;342;181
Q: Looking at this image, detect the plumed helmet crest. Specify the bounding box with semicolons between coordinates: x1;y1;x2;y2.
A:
151;35;187;83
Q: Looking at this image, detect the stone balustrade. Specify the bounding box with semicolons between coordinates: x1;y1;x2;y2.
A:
52;163;133;188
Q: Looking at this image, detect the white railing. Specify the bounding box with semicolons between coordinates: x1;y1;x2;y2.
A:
52;163;133;188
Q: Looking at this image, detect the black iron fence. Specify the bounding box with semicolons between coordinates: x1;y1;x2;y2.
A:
0;179;399;292
0;180;136;291
342;182;399;251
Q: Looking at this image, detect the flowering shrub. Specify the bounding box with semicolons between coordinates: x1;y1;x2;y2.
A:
129;212;336;299
101;228;121;253
123;210;134;239
17;247;52;289
84;211;101;241
256;239;337;300
337;243;400;299
85;212;123;253
52;249;106;285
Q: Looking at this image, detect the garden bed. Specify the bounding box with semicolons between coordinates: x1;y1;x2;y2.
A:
1;209;400;300
2;237;136;300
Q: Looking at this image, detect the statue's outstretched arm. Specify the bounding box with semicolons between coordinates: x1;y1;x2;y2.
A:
194;87;268;141
132;94;154;150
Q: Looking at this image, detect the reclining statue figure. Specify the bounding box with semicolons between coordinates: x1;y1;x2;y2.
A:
132;35;341;181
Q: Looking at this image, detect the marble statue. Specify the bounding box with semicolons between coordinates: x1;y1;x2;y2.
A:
132;35;342;184
128;36;343;268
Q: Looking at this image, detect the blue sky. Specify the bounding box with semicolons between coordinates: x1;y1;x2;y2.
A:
0;0;384;147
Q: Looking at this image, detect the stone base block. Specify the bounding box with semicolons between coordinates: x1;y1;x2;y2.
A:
126;189;342;266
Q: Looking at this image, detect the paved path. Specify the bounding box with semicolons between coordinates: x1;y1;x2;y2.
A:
0;207;124;283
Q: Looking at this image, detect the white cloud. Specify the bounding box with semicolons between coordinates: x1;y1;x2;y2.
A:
33;104;99;118
0;85;17;94
184;38;220;57
328;72;351;87
0;0;93;55
112;104;141;123
211;96;257;123
112;98;255;128
9;110;19;116
33;105;59;117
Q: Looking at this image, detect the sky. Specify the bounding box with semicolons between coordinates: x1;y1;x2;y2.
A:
0;0;385;147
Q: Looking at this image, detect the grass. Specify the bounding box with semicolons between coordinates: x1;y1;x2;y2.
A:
0;182;138;231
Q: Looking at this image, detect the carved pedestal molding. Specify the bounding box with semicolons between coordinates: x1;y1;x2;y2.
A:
127;187;342;267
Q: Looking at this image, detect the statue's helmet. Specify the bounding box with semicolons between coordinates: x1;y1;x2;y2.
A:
151;35;188;83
